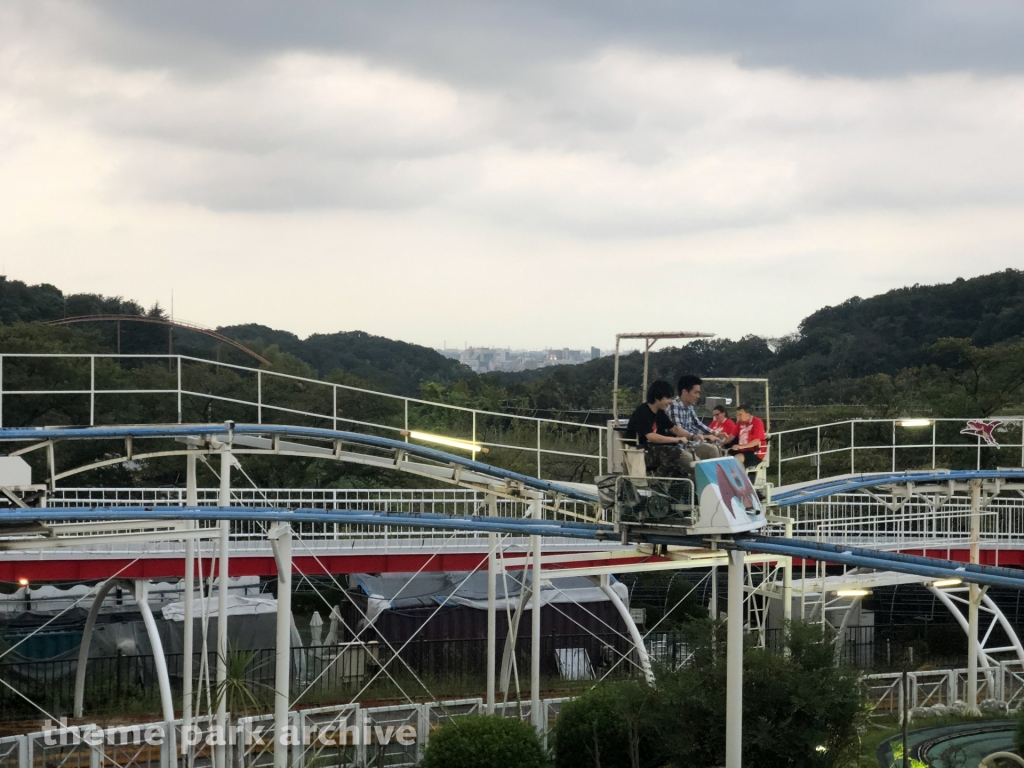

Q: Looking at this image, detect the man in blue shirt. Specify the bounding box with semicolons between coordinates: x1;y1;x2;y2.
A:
667;375;724;461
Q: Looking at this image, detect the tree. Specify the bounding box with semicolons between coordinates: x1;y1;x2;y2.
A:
896;338;1024;417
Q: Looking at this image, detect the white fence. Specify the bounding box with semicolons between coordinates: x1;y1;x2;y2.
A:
42;488;600;557
46;483;1024;558
780;492;1024;550
2;666;1019;768
0;697;571;768
770;417;1024;485
863;661;1024;720
0;353;605;480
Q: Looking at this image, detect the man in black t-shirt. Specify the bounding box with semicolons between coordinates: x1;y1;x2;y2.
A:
624;380;697;477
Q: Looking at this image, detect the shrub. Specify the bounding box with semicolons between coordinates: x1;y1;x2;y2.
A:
420;714;545;768
553;681;660;768
650;620;866;768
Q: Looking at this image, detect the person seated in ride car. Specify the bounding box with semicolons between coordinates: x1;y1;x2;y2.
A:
728;404;767;470
666;375;724;460
710;405;739;447
624;380;698;477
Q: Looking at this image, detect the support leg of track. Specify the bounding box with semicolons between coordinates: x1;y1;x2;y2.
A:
215;450;232;768
968;584;980;713
530;494;542;729
486;493;497;715
600;574;653;684
782;518;793;652
726;550;744;768
182;452;197;760
73;579;120;718
968;479;981;715
270;524;292;768
131;580;176;725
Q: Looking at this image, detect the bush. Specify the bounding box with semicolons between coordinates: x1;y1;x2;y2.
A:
554;621;866;768
653;620;866;768
420;714;545;768
553;681;660;768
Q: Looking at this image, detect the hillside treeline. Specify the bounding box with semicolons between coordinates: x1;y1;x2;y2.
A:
2;270;1024;428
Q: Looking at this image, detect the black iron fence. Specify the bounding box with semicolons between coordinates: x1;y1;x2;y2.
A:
0;625;973;720
0;633;639;720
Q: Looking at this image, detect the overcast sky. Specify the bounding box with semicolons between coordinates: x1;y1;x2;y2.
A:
3;2;1023;351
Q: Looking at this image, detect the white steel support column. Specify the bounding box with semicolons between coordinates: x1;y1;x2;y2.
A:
600;574;654;684
486;493;498;715
710;564;718;620
215;450;232;768
781;517;794;652
74;579;120;718
269;524;292;768
530;494;543;728
726;550;744;768
967;479;982;715
132;580;176;725
182;452;197;757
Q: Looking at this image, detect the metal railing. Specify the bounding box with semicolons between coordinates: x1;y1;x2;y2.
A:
770;417;1024;487
0;354;605;481
40;488;601;553
863;661;1024;718
0;695;574;768
778;492;1024;550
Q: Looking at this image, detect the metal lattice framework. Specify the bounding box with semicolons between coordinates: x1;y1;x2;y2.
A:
1;396;1024;768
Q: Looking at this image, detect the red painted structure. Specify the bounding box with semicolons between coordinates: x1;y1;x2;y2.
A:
0;551;666;583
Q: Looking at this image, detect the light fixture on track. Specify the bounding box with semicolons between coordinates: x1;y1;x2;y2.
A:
896;418;934;427
402;430;487;454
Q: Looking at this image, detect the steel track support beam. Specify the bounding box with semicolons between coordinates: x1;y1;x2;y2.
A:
486;493;498;715
968;479;981;715
269;523;292;768
182;451;197;761
131;580;176;726
726;549;744;768
599;573;654;684
530;493;543;729
215;450;232;768
73;579;120;718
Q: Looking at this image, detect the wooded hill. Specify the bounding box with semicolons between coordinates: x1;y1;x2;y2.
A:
2;269;1024;420
0;277;473;397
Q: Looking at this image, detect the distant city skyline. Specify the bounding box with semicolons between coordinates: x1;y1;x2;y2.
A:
439;345;609;373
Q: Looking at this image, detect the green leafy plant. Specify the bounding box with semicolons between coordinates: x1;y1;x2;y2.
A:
214;647;273;716
553;681;661;768
420;714;545;768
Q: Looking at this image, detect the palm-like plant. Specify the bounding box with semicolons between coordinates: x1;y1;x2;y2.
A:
213;647;274;717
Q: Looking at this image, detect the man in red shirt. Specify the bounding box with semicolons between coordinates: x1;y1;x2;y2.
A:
709;405;739;446
728;404;767;470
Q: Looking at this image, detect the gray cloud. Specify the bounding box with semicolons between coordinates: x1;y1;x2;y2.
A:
87;0;1024;82
3;0;1024;348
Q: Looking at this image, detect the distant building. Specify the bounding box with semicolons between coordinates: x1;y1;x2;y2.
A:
440;346;607;373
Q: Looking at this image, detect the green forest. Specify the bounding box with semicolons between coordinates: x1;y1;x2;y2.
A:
1;270;1023;488
3;269;1023;419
